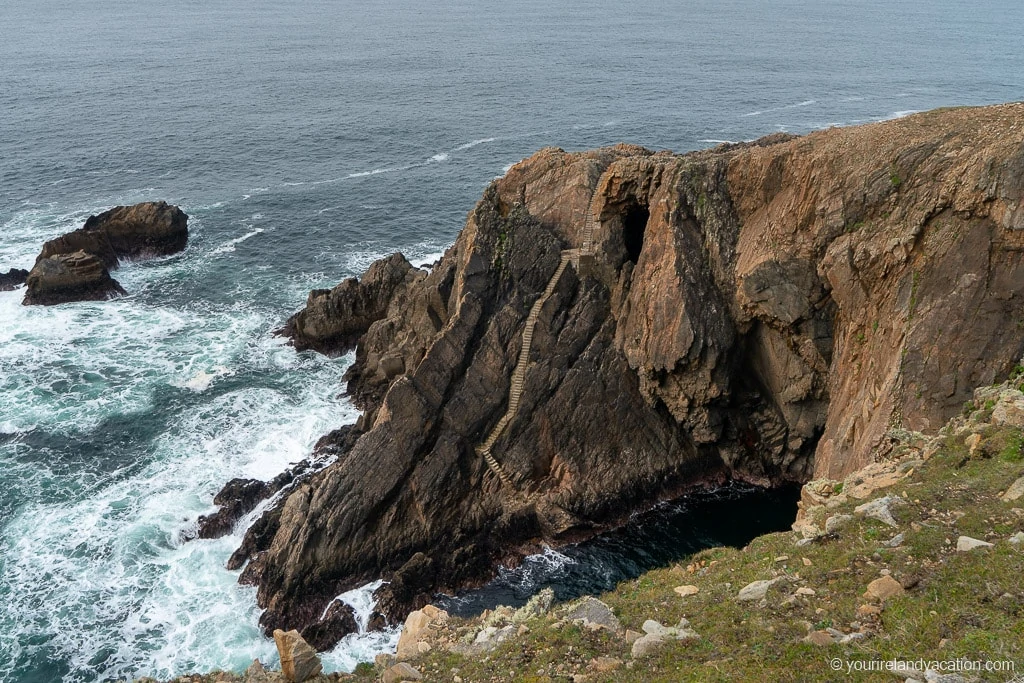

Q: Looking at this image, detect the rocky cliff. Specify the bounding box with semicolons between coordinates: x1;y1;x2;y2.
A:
231;104;1024;648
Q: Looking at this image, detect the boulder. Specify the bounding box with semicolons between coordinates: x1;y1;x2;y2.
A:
272;629;321;682
0;268;29;291
382;662;423;683
1000;476;1024;502
22;251;126;306
955;536;994;552
737;578;782;602
864;575;905;601
563;597;623;633
37;201;188;268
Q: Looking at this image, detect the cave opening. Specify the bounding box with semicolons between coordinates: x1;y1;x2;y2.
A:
622;200;649;264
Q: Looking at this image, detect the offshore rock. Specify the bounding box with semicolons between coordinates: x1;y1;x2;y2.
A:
38;201;188;268
241;105;1024;648
0;268;29;291
23;251;126;306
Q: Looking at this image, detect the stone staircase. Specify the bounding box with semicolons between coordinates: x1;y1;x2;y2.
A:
478;181;606;490
476;251;572;489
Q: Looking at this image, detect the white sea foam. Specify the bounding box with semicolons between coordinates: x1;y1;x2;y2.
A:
430;152;450;162
0;208;397;681
880;110;920;120
211;227;264;255
453;137;496;151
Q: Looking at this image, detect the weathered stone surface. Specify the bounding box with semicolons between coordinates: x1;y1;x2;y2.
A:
382;662;423;683
864;575;905;601
37;201;188;268
563;597;623;633
23;251;126;306
955;536;994;552
992;391;1024;428
272;629;321;682
396;610;432;660
1002;476;1024;502
674;585;699;597
737;578;782;602
0;268;29;291
231;105;1024;647
854;496;902;528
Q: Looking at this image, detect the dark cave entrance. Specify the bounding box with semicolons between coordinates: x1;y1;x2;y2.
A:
622;200;649;264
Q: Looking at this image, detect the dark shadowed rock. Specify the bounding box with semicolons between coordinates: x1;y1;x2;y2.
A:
0;268;29;291
228;105;1024;649
22;251;126;306
38;201;188;268
299;600;358;651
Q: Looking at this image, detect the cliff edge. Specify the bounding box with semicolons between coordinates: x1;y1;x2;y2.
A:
232;104;1024;648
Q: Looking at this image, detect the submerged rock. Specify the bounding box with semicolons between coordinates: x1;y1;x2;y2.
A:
22;251;126;306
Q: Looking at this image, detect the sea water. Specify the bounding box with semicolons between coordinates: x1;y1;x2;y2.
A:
1;0;1022;680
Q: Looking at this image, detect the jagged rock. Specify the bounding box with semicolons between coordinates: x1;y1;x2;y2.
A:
736;578;782;601
854;496;902;528
563;597;623;633
955;535;994;552
992;390;1024;428
280;252;422;356
231;105;1024;645
0;268;29;291
396;609;432;660
37;201;188;268
864;575;905;601
382;662;423;683
300;600;357;652
242;659;272;683
22;251;126;306
272;629;321;682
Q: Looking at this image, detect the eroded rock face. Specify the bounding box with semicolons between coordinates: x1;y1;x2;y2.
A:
38;201;188;268
23;251;127;305
241;105;1024;648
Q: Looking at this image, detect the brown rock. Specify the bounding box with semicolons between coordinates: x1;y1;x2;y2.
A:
38;201;188;268
864;575;905;602
232;104;1024;645
803;630;834;646
272;629;322;682
382;662;423;683
22;251;126;306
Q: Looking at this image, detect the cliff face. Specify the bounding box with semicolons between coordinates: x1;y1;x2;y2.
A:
239;104;1024;646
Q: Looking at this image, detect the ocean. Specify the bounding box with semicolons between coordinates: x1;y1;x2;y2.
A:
1;0;1021;680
